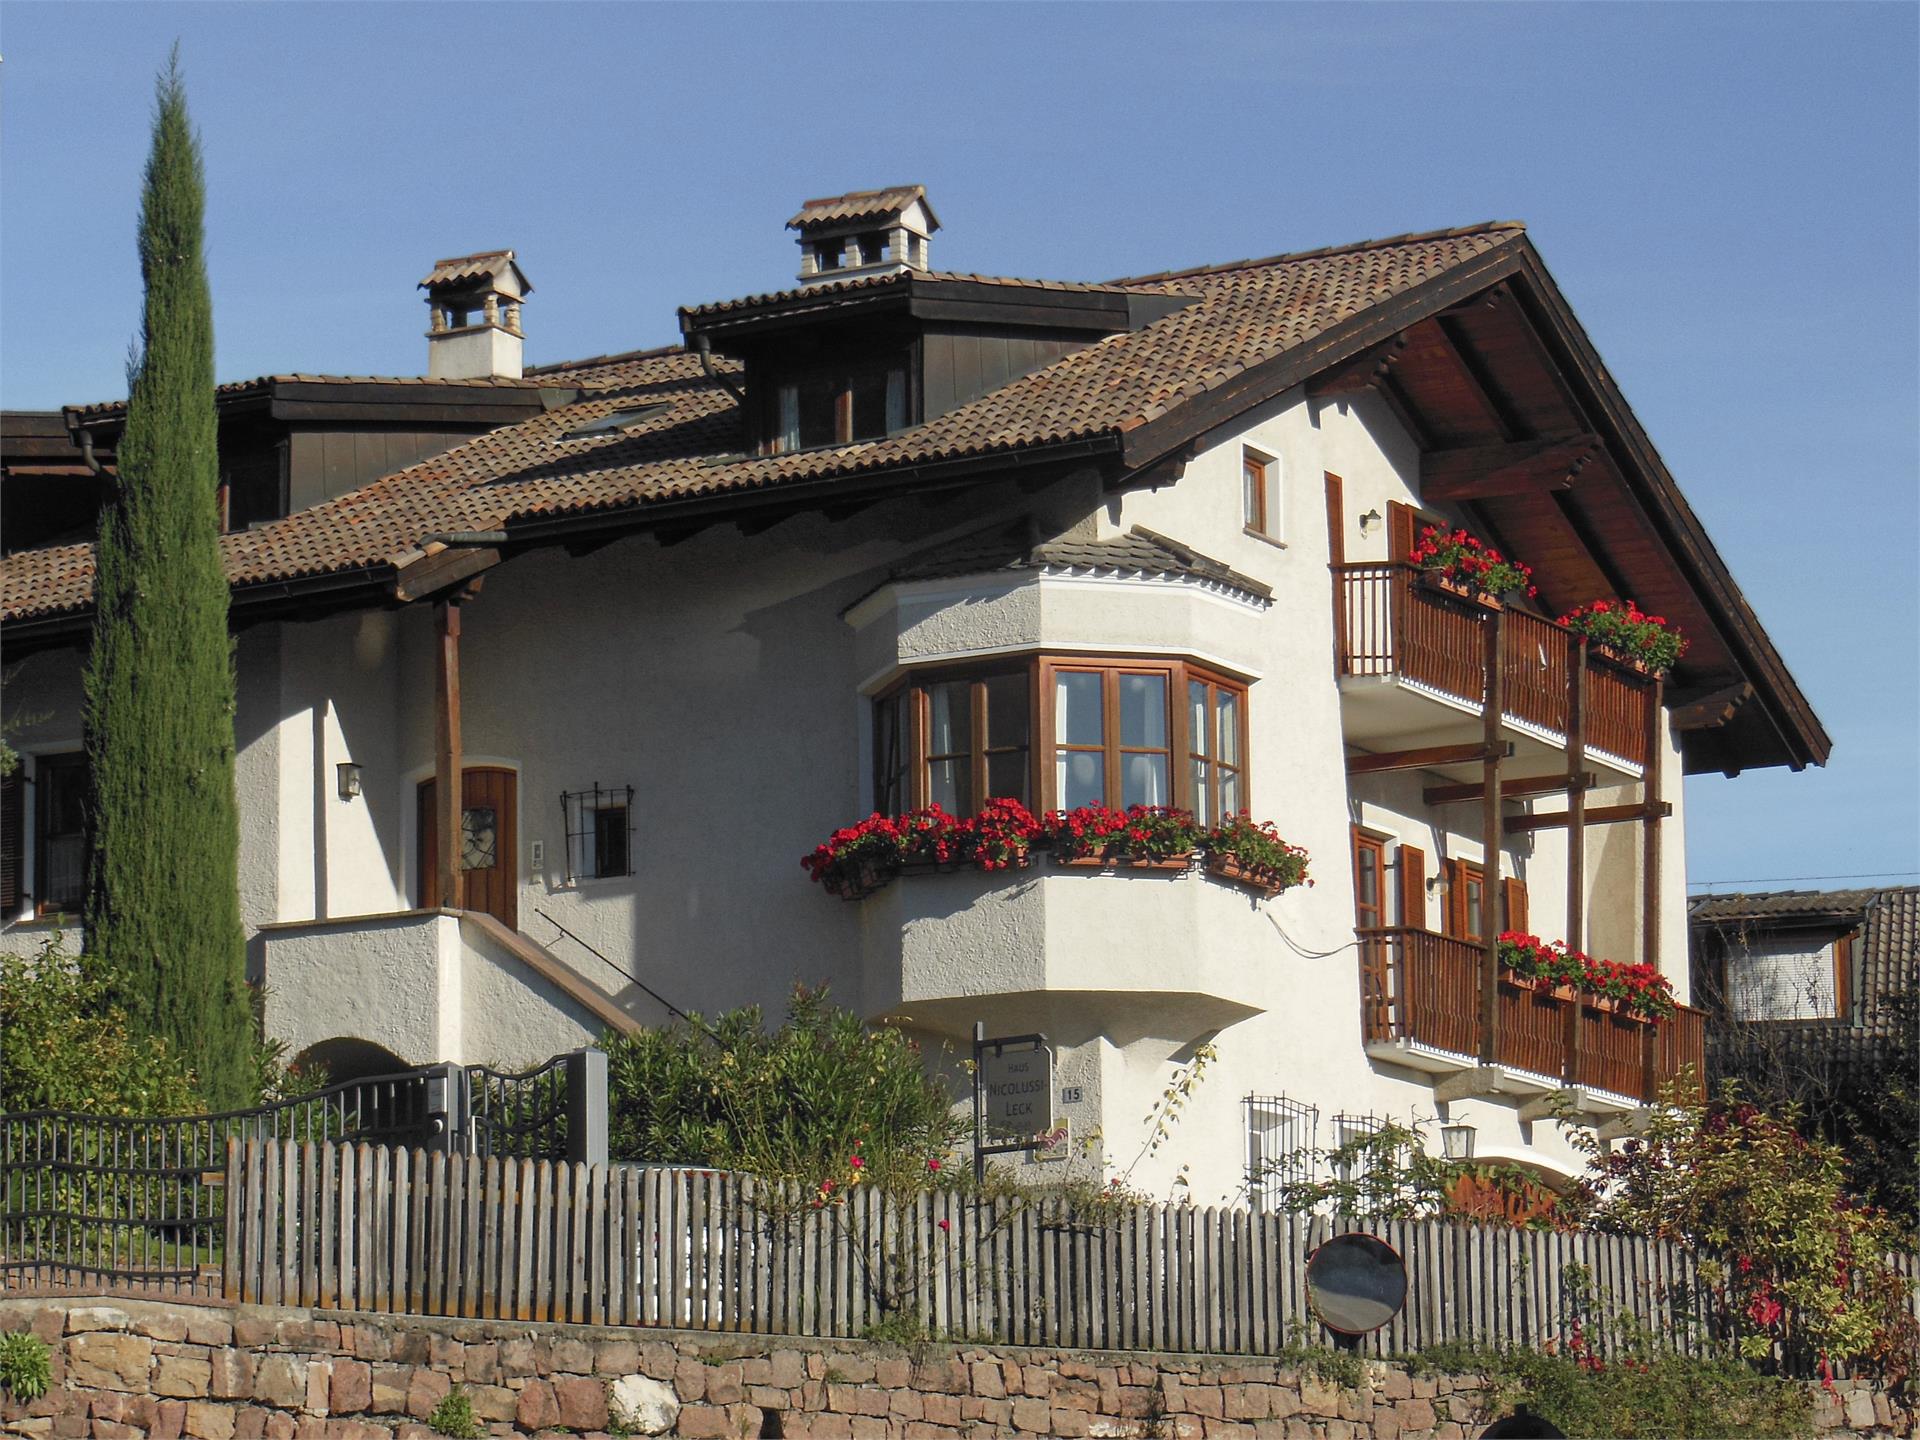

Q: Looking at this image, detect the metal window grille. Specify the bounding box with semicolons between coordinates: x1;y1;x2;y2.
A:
1244;1093;1317;1212
1328;1111;1388;1188
560;784;635;883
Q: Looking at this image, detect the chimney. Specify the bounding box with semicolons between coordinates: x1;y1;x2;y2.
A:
787;186;940;288
419;250;532;379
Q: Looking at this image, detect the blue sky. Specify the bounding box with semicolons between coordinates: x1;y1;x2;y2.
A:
2;2;1915;893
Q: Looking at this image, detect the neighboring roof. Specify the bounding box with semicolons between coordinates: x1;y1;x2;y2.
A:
787;186;938;232
1692;885;1919;1036
890;521;1272;600
419;250;532;294
680;268;1151;323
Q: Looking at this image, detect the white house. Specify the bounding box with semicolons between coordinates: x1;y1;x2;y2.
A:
0;189;1828;1202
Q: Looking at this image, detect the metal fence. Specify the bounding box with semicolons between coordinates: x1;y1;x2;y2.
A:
0;1049;604;1296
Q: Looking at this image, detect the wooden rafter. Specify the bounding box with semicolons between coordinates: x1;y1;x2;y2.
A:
1305;337;1408;398
1421;434;1600;501
1669;680;1752;731
1347;741;1514;776
1427;314;1520;440
1504;800;1672;834
1423;771;1596;806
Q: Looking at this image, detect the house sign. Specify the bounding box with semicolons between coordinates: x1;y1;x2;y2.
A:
979;1041;1055;1139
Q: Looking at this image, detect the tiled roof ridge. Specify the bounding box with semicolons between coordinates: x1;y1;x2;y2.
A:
1689;885;1907;916
1110;220;1528;287
681;268;1152;321
525;342;689;376
430;247;514;268
67;372;549;419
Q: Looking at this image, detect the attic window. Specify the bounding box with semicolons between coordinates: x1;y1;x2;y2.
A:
560;403;671;441
766;354;908;453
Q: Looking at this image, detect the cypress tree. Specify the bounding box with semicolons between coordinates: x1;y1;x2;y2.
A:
83;52;253;1109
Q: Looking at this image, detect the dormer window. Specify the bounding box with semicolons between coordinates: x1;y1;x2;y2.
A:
767;351;909;453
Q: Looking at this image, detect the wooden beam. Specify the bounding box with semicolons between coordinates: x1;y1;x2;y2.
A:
1306;337;1407;398
392;545;500;604
1504;801;1672;834
1643;676;1665;971
1347;741;1514;776
1565;632;1588;1080
1375;373;1433;452
1421;434;1599;501
434;599;464;914
1670;680;1752;731
1427;314;1517;440
1480;609;1505;1064
1423;772;1596;806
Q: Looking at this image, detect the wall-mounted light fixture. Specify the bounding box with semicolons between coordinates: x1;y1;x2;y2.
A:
1427;871;1449;897
1440;1122;1477;1161
336;761;363;801
1358;508;1383;538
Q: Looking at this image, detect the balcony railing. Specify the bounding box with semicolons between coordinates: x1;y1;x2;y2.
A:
1358;926;1705;1103
1335;562;1654;766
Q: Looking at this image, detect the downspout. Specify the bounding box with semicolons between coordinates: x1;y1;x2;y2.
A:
76;424;107;478
693;333;747;407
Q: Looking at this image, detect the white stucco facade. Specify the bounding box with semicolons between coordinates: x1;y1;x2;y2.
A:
0;382;1696;1203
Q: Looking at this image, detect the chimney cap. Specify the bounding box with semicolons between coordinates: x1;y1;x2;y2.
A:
786;185;940;234
419;249;533;296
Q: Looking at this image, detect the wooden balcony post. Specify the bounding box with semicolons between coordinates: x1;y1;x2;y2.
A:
435;598;464;913
1642;676;1665;970
1564;634;1587;1082
1480;606;1504;1063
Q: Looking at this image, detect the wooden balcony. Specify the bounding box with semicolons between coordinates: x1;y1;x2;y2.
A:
1358;926;1706;1107
1335;562;1655;769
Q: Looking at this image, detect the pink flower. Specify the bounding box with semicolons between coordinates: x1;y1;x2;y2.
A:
937;1219;952;1232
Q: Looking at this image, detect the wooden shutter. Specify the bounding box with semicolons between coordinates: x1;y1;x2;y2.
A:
1834;932;1854;1021
1388;500;1419;561
0;768;21;915
1399;844;1426;930
1502;877;1529;935
1324;472;1346;565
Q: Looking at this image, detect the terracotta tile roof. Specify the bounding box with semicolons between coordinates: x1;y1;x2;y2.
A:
5;221;1526;624
679;269;1149;322
891;521;1271;600
66;373;549;423
787;186;933;231
1690;889;1884;922
419;250;531;293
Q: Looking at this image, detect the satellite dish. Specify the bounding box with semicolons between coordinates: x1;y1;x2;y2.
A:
1304;1232;1408;1336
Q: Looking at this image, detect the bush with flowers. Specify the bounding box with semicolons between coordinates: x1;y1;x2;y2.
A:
801;801;1044;897
1556;598;1689;675
1410;524;1538;600
1496;931;1676;1019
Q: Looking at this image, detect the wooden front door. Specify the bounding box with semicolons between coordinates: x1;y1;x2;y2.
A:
418;766;517;929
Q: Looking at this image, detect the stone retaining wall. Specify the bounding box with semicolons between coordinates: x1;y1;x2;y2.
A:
0;1296;1904;1439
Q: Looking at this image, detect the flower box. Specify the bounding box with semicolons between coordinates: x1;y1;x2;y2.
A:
1422;572;1504;611
1410;525;1537;604
1558;600;1688;677
1055;852;1194;873
1205;855;1294;896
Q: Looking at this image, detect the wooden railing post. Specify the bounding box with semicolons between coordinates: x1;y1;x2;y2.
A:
1642;676;1665;971
435;598;465;912
1480;607;1504;1063
1564;634;1587;1084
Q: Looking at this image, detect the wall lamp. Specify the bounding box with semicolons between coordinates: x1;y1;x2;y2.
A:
336;762;363;801
1440;1122;1477;1161
1358;508;1383;538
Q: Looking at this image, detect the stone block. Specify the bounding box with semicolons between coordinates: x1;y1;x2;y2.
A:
848;1415;887;1440
554;1375;609;1431
1223;1385;1269;1420
674;1404;734;1438
1183;1385;1225;1419
1373;1405;1401;1440
769;1350;807;1389
64;1306;132;1334
874;1355;911;1389
970;1361;1007;1398
549;1339;595;1374
675;1356;709;1401
1379;1369;1412;1401
832;1355;877;1384
1299;1377;1341;1418
68;1332;153;1389
1050;1409;1094;1438
1411;1376;1438;1399
889;1389;925;1420
136;1312;190;1343
1201;1421;1255;1439
153;1399;187;1440
403;1367;448;1419
595;1340;640;1375
516;1380;559;1432
640;1341;680;1380
369;1367;410;1414
155;1354;214;1398
923;1392;963;1425
1845;1390;1877;1430
185;1315;234;1348
752;1384;791;1410
1397;1397;1436;1431
183;1403;236;1440
705;1361;744;1405
496;1337;537;1379
231;1406;268;1438
231;1316;276;1349
1011;1397;1051;1431
329;1359;371;1414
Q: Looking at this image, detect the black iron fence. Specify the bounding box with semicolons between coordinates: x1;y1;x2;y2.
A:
0;1048;604;1296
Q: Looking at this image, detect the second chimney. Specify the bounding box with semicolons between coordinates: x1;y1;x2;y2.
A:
419;250;532;379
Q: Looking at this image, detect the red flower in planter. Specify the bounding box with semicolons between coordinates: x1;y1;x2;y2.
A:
1411;525;1536;599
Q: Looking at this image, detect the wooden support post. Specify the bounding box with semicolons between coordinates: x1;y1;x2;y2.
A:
1480;607;1504;1064
1642;676;1665;970
435;598;464;913
1564;634;1587;1084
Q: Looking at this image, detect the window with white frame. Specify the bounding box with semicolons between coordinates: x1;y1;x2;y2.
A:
1726;934;1841;1021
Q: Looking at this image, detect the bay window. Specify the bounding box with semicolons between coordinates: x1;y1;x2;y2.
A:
875;655;1248;820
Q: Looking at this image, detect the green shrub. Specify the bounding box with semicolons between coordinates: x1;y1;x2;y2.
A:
602;984;963;1187
0;1331;52;1403
426;1385;481;1439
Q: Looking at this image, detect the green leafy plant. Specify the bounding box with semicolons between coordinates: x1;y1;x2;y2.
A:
0;1331;53;1404
426;1385;482;1439
1497;931;1676;1019
1557;599;1689;675
1411;524;1537;599
1268;1116;1558;1224
1561;1080;1919;1386
1203;813;1311;891
1040;803;1200;862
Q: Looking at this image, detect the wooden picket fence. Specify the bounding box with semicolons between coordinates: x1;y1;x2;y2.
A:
216;1135;1918;1362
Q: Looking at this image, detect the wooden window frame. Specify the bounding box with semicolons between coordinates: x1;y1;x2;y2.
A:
1243;448;1272;538
874;653;1250;819
762;349;913;455
1352;828;1389;931
1444;857;1486;942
